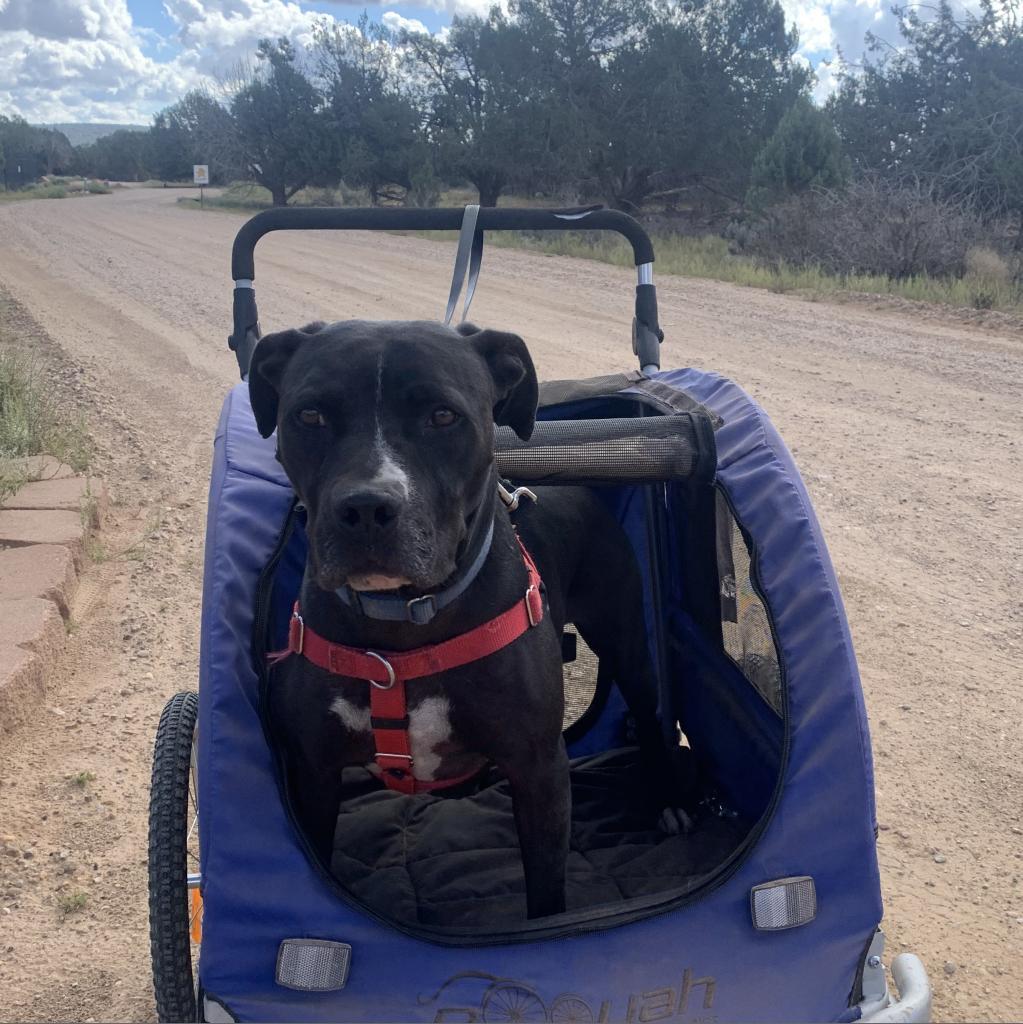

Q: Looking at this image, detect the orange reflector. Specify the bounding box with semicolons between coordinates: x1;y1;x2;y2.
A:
189;888;203;944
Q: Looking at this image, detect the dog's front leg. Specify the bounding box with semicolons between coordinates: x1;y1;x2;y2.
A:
268;673;348;863
503;738;571;919
289;756;346;863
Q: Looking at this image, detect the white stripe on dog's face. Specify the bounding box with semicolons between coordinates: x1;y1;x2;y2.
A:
369;443;409;497
370;351;410;498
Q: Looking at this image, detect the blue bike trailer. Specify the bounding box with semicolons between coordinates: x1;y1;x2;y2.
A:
146;206;932;1023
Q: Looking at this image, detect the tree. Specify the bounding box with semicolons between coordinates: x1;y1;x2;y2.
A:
746;98;849;209
0;116;74;187
510;0;652;202
403;12;553;206
829;0;1023;243
73;129;151;181
229;38;336;206
684;0;812;202
573;16;699;211
37;128;74;176
316;17;429;204
528;0;811;210
151;89;237;184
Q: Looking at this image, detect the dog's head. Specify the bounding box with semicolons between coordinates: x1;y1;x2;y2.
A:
249;319;537;594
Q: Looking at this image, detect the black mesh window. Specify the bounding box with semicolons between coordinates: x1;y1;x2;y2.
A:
716;490;782;714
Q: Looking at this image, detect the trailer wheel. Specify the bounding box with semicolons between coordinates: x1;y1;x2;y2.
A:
148;691;201;1023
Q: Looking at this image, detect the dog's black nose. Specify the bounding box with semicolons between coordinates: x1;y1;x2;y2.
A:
336;490;401;533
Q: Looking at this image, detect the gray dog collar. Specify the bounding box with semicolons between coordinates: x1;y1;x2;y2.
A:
335;519;495;625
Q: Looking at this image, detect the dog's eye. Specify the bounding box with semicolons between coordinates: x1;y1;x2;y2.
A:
297;409;325;427
429;408;459;428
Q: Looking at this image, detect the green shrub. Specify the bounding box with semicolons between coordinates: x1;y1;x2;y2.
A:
747;100;849;210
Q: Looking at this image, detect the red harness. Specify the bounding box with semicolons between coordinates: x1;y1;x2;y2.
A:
272;538;544;795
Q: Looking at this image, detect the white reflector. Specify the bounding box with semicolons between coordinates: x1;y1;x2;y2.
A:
750;876;816;930
276;939;352;991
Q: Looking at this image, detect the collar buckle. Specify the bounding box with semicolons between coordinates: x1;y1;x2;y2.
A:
406;594;437;625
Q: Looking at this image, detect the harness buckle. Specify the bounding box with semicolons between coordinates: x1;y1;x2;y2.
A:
376;752;414;781
365;651;396;690
290;611;305;655
525;584;542;627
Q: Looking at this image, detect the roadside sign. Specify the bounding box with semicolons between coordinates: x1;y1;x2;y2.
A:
193;165;210;185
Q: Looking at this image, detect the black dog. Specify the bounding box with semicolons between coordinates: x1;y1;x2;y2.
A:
250;319;688;919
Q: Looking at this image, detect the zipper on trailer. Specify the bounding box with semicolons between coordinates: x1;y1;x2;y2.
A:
252;498;301;753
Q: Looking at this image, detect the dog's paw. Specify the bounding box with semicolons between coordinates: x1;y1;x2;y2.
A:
658;807;694;836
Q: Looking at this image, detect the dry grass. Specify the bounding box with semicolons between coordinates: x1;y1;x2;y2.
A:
487;231;1023;313
182;181;1023;313
182;181;374;211
0;179;111;202
0;348;91;501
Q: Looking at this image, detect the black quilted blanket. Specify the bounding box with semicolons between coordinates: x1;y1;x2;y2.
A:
330;748;747;930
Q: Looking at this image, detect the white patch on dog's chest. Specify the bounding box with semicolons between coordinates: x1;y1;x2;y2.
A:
330;696;370;733
328;694;453;781
407;696;453;780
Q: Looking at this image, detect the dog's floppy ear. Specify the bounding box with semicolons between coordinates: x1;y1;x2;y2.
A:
248;321;325;437
467;328;538;441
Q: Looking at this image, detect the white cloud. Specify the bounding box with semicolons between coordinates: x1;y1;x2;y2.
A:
811;58;840;103
381;11;430;35
0;0;133;42
164;0;322;74
321;0;496;12
0;0;333;122
783;0;986;68
0;0;196;122
780;0;834;52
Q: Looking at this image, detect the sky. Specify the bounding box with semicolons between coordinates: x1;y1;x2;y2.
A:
0;0;972;125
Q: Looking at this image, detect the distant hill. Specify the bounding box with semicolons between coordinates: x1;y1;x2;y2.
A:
33;123;149;147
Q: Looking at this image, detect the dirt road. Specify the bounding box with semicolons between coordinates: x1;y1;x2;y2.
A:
0;187;1019;1022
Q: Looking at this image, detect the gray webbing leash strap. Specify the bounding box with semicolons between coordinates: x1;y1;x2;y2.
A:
443;204;484;325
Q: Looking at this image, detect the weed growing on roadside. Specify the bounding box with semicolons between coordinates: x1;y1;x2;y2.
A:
85;536;109;563
57;891;89;916
79;488;98;531
0;180;112;203
71;771;95;787
0;348;91;501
